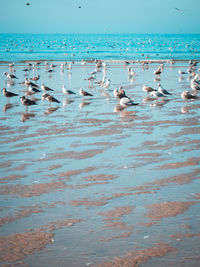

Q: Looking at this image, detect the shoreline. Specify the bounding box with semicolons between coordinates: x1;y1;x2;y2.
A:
0;58;200;65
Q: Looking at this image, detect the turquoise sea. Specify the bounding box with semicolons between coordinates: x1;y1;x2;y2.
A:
0;33;200;61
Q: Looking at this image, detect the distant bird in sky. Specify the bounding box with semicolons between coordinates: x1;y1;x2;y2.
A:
175;7;184;12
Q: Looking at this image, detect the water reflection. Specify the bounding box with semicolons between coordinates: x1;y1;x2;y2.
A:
3;103;14;112
150;99;171;108
114;104;125;113
62;99;74;107
44;107;59;115
21;112;36;122
79;100;91;109
6;80;16;87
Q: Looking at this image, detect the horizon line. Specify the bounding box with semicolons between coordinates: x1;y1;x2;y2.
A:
1;32;200;35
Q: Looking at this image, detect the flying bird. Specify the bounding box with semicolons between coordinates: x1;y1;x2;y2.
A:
175;7;185;13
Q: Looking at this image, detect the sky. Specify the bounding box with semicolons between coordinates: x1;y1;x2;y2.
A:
0;0;200;34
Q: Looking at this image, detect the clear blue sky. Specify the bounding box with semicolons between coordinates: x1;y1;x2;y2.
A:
0;0;200;34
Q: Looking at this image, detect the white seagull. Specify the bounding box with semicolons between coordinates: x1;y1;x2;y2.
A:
158;84;172;95
119;97;138;107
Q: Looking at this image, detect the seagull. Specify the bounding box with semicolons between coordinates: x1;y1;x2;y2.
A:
178;70;187;75
153;67;162;75
3;72;18;79
79;88;93;97
41;93;50;101
150;91;166;99
101;78;111;88
191;81;200;91
158;84;172;95
85;75;96;87
28;85;41;94
175;7;184;12
181;91;198;100
20;96;37;106
25;78;39;88
8;62;14;67
128;67;136;77
50;64;57;68
30;74;40;81
41;83;54;91
62;85;76;95
143;85;157;94
119;97;138;107
2;88;18;100
114;87;126;99
42;94;60;104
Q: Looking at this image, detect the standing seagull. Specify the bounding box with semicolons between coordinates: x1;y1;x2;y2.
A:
41;83;54;92
158;84;172;95
181;91;198;100
62;85;76;95
25;78;39;88
30;74;40;81
119;97;138;107
20;96;37;107
79;88;93;97
114;87;126;99
150;91;166;100
4;72;18;79
2;88;18;102
153;66;162;75
42;94;60;105
143;85;157;94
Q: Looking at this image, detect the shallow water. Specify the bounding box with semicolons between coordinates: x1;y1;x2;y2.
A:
0;33;200;61
0;60;200;266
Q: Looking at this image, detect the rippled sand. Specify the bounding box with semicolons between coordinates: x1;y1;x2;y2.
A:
0;60;200;266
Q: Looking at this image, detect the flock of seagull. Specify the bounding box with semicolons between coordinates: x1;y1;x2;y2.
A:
2;60;200;112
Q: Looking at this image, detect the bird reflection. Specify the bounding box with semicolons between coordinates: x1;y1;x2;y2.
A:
79;100;91;109
21;113;36;122
181;106;190;114
44;107;59;115
150;99;170;108
6;80;16;87
62;98;74;107
154;76;161;82
114;104;125;112
3;103;14;112
142;96;156;104
100;89;110;100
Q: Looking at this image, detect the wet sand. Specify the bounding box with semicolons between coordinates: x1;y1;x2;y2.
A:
0;60;200;266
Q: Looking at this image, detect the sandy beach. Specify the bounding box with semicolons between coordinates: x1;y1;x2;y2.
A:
0;59;200;266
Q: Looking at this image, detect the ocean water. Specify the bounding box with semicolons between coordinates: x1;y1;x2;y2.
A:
0;33;200;61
